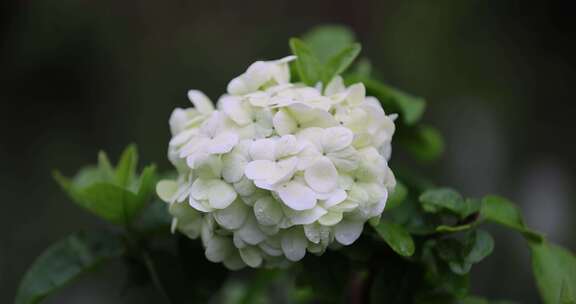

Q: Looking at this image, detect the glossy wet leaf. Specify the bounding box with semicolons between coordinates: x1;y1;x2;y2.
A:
481;196;544;243
372;220;415;256
419;188;480;218
530;241;576;304
15;231;124;304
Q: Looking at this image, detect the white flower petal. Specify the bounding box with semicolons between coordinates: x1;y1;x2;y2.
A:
249;138;276;160
187;90;214;114
169;129;196;147
220;95;252;125
245;160;276;181
272;157;298;184
208;180;237;209
281;228;307;262
322;127;354;152
277;181;317;211
304;157;338;193
208;132;239;154
334;219;364;245
272;109;297;135
274;135;301;158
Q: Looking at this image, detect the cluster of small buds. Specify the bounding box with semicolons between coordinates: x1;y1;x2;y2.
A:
156;55;397;269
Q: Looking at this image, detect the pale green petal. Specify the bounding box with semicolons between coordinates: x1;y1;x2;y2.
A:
191;178;211;200
236;215;266;245
285;206;327;225
223;252;246;270
334;219;364;246
239;246;263;268
318;211;343;226
346;83;365;106
222;153;247;183
156;180;178;203
233;177;256;196
205;236;232;262
214;199;249;230
281;228;307;262
325;75;346;95
208;180;237;209
253;196;283;226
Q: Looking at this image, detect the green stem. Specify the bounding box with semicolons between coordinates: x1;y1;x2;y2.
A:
141;249;172;304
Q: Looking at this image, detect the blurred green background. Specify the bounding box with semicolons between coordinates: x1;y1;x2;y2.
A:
1;0;575;303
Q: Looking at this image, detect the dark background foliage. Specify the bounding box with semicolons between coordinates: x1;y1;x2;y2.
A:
1;0;575;303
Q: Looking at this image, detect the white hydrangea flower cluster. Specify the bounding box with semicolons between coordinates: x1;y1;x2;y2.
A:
156;56;397;269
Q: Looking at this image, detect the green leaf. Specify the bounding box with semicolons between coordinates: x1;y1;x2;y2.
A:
481;196;544;243
302;25;355;62
97;151;115;181
55;172;144;225
419;188;480;218
346;76;426;125
79;183;141;225
436;230;494;275
372;220;415;256
15;231;124;304
136;165;157;204
400;125;444;161
54;145;157;226
466;230;495;264
322;43;361;84
289;38;323;85
530;241;576;304
135;200;172;234
385;181;408;210
352;58;372;78
115;144;138;188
